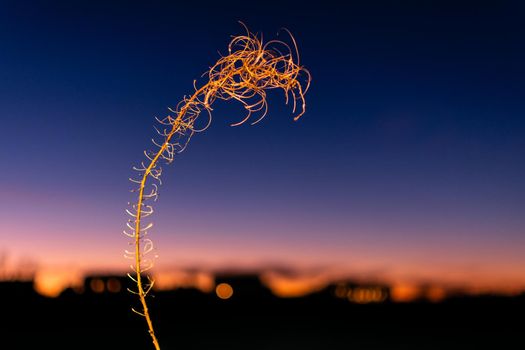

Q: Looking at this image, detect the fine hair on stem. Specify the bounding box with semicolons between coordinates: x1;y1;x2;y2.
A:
124;22;311;349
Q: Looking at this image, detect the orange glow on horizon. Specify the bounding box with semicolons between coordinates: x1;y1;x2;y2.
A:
261;272;329;298
34;269;83;297
426;286;446;302
28;266;525;300
391;284;422;302
154;270;214;293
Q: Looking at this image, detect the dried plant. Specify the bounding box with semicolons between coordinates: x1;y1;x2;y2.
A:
124;23;310;349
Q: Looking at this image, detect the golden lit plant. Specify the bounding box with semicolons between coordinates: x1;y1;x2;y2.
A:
124;23;310;349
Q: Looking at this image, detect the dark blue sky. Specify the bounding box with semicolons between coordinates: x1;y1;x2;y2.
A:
1;1;524;294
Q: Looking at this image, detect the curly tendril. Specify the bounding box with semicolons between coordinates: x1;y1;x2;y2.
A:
124;23;310;350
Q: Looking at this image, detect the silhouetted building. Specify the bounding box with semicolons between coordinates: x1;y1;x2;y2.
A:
0;280;37;298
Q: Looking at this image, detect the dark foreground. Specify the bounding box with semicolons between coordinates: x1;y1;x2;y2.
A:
1;281;523;349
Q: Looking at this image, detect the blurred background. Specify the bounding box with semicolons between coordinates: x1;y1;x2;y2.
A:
1;0;524;348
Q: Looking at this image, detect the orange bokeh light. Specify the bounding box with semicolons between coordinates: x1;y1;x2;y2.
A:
90;278;105;293
107;278;122;293
215;283;234;299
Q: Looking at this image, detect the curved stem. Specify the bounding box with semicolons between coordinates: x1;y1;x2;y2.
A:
133;86;207;350
128;28;309;350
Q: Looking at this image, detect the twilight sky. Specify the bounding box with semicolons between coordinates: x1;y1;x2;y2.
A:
1;1;524;296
